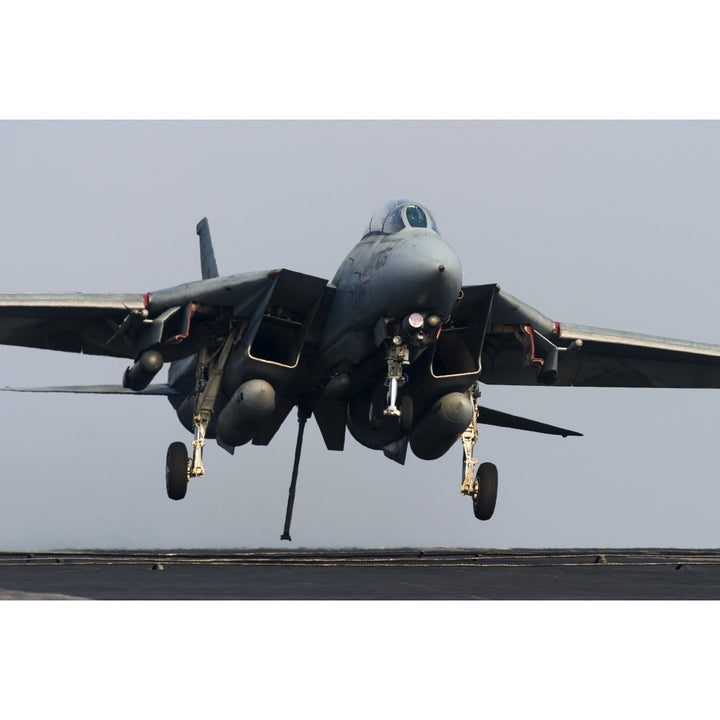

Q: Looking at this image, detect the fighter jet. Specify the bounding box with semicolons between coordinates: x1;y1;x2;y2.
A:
3;198;720;539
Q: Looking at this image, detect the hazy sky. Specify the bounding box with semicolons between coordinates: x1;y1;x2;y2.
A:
2;120;720;549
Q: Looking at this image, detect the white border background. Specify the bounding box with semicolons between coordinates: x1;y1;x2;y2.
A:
2;2;718;717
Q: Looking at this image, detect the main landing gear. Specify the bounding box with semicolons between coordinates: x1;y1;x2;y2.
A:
164;327;240;501
460;385;498;521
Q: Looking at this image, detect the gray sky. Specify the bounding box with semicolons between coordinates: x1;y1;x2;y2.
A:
2;120;720;549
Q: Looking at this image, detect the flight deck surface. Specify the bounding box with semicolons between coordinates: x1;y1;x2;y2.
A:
2;548;720;599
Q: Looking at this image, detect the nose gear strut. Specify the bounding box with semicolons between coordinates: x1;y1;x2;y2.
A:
384;337;409;417
377;336;412;432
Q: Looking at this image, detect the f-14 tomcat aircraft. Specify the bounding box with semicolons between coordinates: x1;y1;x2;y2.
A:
3;199;720;539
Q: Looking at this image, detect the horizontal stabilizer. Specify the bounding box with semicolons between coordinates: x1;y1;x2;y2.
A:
1;384;179;396
477;405;582;437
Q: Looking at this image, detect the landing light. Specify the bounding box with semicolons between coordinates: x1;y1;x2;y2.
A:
407;312;424;329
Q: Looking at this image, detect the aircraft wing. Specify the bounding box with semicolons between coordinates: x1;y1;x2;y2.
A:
477;288;720;388
0;269;331;363
1;384;178;394
0;293;147;359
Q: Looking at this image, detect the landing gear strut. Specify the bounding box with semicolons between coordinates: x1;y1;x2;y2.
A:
370;337;413;432
164;326;240;501
460;384;498;520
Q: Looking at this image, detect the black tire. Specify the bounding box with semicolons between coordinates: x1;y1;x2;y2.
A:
473;462;498;520
399;395;413;433
369;385;385;430
166;442;189;501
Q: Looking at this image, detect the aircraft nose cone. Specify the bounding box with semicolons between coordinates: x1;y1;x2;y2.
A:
396;231;462;314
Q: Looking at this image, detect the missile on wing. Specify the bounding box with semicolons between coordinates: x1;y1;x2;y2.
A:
216;378;276;447
410;391;474;460
123;350;164;391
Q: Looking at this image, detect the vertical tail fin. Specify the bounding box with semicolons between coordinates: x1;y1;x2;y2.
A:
196;217;219;279
168;218;221;398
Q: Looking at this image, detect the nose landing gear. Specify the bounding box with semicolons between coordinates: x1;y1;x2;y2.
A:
369;337;414;432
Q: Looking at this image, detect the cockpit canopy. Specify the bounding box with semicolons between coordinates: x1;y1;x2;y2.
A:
363;199;439;237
